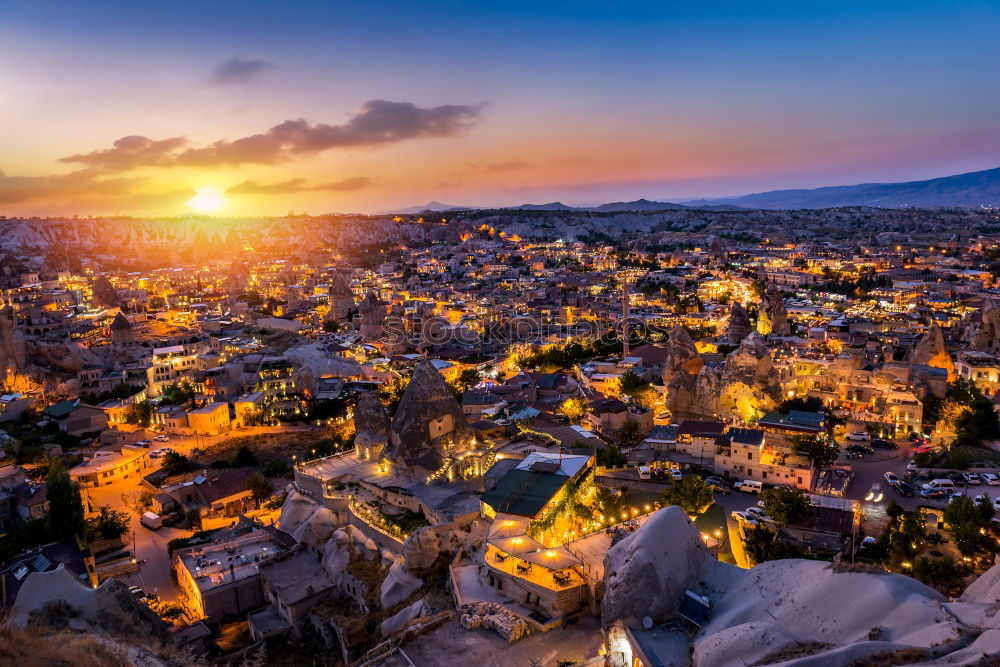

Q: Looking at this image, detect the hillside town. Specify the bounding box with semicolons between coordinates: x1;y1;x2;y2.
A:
4;211;1000;666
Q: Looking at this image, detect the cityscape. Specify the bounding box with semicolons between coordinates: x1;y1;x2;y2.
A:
2;2;1000;667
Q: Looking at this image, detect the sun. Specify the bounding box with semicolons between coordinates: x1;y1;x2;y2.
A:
187;186;226;213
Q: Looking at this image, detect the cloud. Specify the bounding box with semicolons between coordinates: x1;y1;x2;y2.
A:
226;176;372;195
60;100;484;170
0;168;140;204
208;57;276;84
470;159;528;173
59;136;187;171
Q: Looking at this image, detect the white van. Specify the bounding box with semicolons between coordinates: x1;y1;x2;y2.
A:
922;479;955;492
736;480;763;494
140;512;163;530
637;466;651;480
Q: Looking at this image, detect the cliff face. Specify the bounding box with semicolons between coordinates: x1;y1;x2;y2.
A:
661;326;701;386
387;360;475;472
726;302;752;345
354;391;390;459
909;323;955;380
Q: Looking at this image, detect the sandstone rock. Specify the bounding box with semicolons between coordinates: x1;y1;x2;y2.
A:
758;286;790;336
402;526;441;572
354;390;390;460
909;323;955;380
726;301;752;345
380;557;423;610
380;598;429;636
661;326;702;386
91;275;119;308
386;360;475;472
327;272;355;322
601;506;709;629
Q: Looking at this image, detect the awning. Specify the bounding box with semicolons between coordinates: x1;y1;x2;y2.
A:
489;516;530;539
517;545;582;570
490;534;544;556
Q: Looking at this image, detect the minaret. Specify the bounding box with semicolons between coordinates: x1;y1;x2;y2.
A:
622;278;630;358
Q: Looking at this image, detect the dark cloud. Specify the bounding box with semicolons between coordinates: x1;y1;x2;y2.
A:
60;100;484;170
226;176;372;195
59;136;187;171
208;57;276;84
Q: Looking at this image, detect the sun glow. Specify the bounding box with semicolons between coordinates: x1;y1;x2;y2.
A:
187;186;226;213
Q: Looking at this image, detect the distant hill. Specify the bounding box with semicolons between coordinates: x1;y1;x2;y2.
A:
512;201;574;211
683;167;1000;209
382;201;472;215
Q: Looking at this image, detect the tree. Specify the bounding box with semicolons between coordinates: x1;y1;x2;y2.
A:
596;444;627;467
233;446;258;468
88;505;130;541
456;368;480;392
913;555;965;592
559;396;587;424
742;525;804;565
246;472;272;502
614;419;645;450
760;486;813;524
944;495;995;556
46;460;85;540
789;434;839;468
160;451;192;476
663;476;713;514
124;400;152;427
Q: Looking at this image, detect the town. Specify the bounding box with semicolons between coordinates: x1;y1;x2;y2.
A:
2;206;1000;665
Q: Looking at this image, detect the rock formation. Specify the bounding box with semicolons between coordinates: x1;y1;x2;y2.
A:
357;290;385;341
908;322;955;380
757;286;790;336
667;333;781;422
0;306;27;381
387;360;475;472
601;506;1000;666
661;326;702;386
90;275;119;308
726;301;752;345
962;299;1000;355
327;272;355;322
109;312;133;344
354;390;390;460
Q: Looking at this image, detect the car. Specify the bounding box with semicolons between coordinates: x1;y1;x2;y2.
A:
906;460;919;472
637;466;651;480
134;440;150;446
745;506;769;522
920;488;949;499
669;469;684;482
982;473;1000;486
154;434;170;442
950;492;989;505
871;438;897;450
128;585;146;598
891;481;916;497
847;431;871;442
704;477;731;494
150;447;173;458
846;444;874;455
865;483;884;503
859;536;876;550
994;497;1000;513
735;480;763;493
730;511;760;527
884;472;899;485
963;472;982;486
909;432;923;442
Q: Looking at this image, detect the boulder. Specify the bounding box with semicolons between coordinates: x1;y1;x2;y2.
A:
402;526;442;572
726;302;752;345
380;558;423;610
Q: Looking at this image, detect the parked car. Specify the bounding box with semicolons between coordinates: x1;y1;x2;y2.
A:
638;466;651;480
735;479;763;493
745;506;769;522
891;481;915;497
847;431;871;442
906;460;919;472
846;444;874;455
730;511;760;527
920;488;949;499
963;472;982;486
982;473;1000;486
922;478;956;492
884;472;899;485
128;585;146;598
154;434;170;442
669;469;683;482
859;536;876;550
150;447;173;458
704;477;731;494
871;438;897;450
134;440;150;447
994;497;1000;513
865;483;884;503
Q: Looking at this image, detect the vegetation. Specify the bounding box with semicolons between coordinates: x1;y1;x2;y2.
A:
790;434;840;468
246;472;272;502
913;555;965;593
160;451;192;476
86;505;130;541
46;460;85;540
760;486;813;524
596;444;628;467
123;400;152;427
943;495;996;557
663;476;713;514
613;419;645;449
743;525;805;565
558;396;587;424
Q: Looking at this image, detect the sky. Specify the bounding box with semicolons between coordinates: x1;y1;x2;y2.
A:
1;0;998;216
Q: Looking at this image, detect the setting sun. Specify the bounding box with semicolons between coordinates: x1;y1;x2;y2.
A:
187;186;226;213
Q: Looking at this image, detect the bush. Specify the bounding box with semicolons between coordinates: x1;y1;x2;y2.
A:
663;476;713;514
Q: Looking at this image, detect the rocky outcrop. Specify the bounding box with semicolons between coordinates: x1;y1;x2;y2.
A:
387;360;475;472
661;326;702;386
0;306;27;382
327;272;355;322
962;299;1000;355
90;275;119;308
726;302;752;345
402;526;442;571
758;287;790;336
667;333;781;422
354;391;390;460
909;323;955;380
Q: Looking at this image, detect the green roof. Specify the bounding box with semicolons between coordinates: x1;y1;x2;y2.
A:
481;469;569;518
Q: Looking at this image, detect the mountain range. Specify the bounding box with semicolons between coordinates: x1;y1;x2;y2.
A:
387;166;1000;214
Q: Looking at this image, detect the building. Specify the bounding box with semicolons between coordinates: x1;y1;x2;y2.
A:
69;446;150;488
187;402;231;436
43;400;108;437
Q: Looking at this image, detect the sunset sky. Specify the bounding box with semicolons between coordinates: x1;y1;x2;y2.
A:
2;0;998;216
